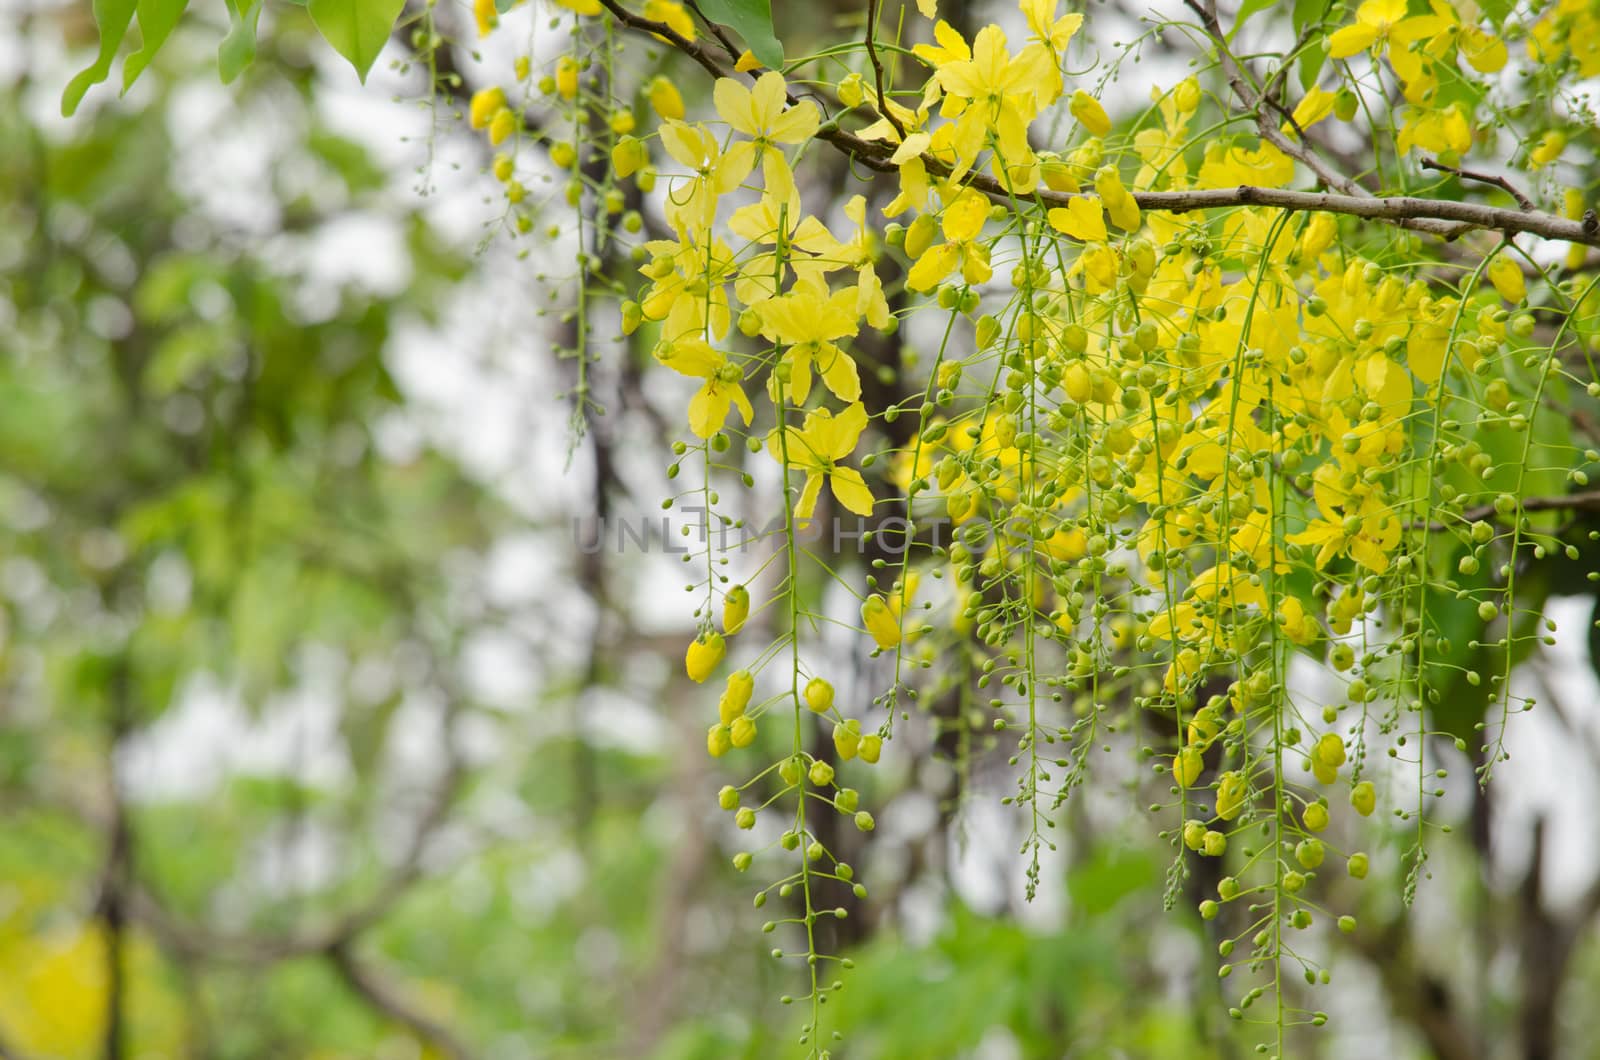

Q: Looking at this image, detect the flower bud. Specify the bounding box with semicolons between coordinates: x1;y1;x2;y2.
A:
723;584;750;634
861;595;902;649
1173;77;1200;113
805;676;835;714
735;807;756;830
833;720;861;760
858;734;882;764
488;107;517;147
719;670;754;724
1070;90;1112;136
555;56;580;100
1172;746;1203;787
718;785;740;810
646;75;684;119
1215;770;1246;820
837;73;866;108
809;760;835;786
685;632;726;683
469;86;506;130
1350;781;1376;817
854;810;875;832
729;714;757;748
1313;732;1346;769
706;724;732;758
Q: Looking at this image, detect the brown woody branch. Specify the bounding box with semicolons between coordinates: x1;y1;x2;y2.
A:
1422;156;1536;212
595;0;1600;248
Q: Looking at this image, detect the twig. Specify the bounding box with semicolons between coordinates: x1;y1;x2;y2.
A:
1422;157;1535;212
864;0;905;138
1409;489;1600;533
1181;0;1476;242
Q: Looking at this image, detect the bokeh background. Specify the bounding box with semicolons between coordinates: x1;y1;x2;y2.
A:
6;1;1600;1057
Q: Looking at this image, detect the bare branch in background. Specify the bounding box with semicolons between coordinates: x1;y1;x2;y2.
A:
328;941;474;1060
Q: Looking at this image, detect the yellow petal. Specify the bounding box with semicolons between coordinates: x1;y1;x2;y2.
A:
907;242;960;292
1047;197;1108;242
828;467;875;516
1327;23;1379;59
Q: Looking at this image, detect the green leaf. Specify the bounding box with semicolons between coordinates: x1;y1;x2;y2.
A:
308;0;408;82
123;0;189;92
218;0;263;84
1227;0;1277;38
694;0;783;70
1298;37;1327;92
61;0;139;116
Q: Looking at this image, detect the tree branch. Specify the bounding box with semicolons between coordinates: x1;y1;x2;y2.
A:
328;942;473;1060
595;0;1600;247
1422;156;1535;212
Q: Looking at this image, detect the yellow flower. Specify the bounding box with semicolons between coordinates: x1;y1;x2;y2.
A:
1021;0;1083;52
653;339;754;439
552;0;600;13
1328;0;1418;58
657;121;747;234
932;25;1048;177
768;402;874;518
805;676;834;713
906;188;992;291
1287;493;1401;574
1396;104;1470;157
713;72;820;191
686;631;726;682
757;286;862;405
1196;141;1294;189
